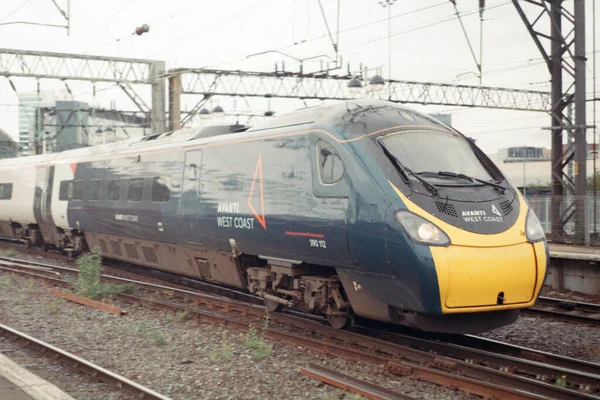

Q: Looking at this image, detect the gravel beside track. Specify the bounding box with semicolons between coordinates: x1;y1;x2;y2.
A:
0;272;467;400
2;247;600;398
0;335;132;400
478;315;600;363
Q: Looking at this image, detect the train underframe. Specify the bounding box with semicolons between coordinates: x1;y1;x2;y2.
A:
0;221;85;258
245;260;353;328
0;222;355;328
0;222;525;333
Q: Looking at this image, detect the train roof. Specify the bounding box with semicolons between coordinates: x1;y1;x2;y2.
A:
0;100;454;168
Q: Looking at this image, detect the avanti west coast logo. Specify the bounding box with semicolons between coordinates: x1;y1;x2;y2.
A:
462;204;503;223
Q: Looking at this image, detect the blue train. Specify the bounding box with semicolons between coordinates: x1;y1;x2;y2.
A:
0;100;548;333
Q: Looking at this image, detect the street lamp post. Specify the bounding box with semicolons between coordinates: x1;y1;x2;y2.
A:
523;156;527;196
379;0;397;81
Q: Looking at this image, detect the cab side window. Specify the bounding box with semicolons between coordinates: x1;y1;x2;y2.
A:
151;177;171;203
107;179;121;201
59;181;73;201
0;183;12;200
318;140;344;184
127;178;144;202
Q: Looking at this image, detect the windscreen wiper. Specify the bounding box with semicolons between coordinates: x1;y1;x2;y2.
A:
436;171;506;193
378;143;438;196
378;142;410;184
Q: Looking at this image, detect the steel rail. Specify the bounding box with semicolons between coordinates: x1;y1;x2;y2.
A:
536;297;600;314
2;256;600;377
354;327;600;392
522;296;600;326
0;264;596;400
456;334;600;377
0;323;171;400
109;294;584;399
3;255;599;378
301;363;416;400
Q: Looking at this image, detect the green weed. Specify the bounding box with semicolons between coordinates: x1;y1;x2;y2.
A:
0;249;17;257
25;278;37;291
175;311;190;322
321;389;366;400
243;313;273;359
150;328;168;346
42;299;63;314
0;275;13;293
73;247;137;300
137;322;168;346
209;330;236;361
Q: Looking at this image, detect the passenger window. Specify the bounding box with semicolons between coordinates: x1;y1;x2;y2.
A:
89;179;101;201
318;140;344;184
59;181;72;200
127;178;143;202
152;177;171;203
107;179;121;201
0;183;12;200
72;181;84;200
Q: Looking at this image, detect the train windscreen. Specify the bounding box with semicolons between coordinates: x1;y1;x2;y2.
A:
379;130;494;183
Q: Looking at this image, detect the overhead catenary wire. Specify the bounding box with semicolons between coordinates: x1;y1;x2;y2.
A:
147;0;273;59
0;0;33;23
338;1;510;54
200;1;449;70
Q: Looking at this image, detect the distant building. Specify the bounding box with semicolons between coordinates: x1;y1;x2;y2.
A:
498;146;548;163
0;128;18;159
17;91;63;156
54;100;91;152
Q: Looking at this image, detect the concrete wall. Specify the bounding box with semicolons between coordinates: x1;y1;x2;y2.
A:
545;257;600;295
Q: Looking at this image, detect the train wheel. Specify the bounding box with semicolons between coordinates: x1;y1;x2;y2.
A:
327;313;351;330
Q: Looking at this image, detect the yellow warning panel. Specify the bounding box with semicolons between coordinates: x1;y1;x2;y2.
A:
432;243;537;310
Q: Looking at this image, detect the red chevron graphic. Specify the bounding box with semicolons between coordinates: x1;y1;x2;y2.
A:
248;154;266;230
70;163;77;176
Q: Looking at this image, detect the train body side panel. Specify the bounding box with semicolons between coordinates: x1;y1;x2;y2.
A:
0;166;37;224
191;133;354;268
51;163;76;230
67;150;184;240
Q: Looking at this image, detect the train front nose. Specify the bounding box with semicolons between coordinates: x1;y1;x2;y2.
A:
430;241;547;312
387;187;548;316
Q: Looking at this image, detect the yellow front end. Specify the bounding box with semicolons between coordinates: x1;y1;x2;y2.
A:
431;241;547;313
391;183;547;314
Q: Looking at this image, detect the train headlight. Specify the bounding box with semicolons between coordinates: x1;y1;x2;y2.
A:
394;210;450;246
525;208;545;242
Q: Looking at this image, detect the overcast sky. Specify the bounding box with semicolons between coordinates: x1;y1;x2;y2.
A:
0;0;598;154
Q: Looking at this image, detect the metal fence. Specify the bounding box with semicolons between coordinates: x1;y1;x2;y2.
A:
525;195;600;239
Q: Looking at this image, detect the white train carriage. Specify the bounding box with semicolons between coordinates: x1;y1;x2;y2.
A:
0;153;78;249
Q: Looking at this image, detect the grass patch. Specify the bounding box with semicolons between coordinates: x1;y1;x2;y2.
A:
25;278;37;291
321;389;366;400
42;298;64;314
0;275;13;293
0;249;17;257
72;247;138;300
209;330;236;361
175;311;190;321
150;329;168;346
243;313;273;360
137;322;169;346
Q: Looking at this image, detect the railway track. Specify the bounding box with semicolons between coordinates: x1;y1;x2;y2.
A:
1;254;600;399
0;322;170;400
523;296;600;326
